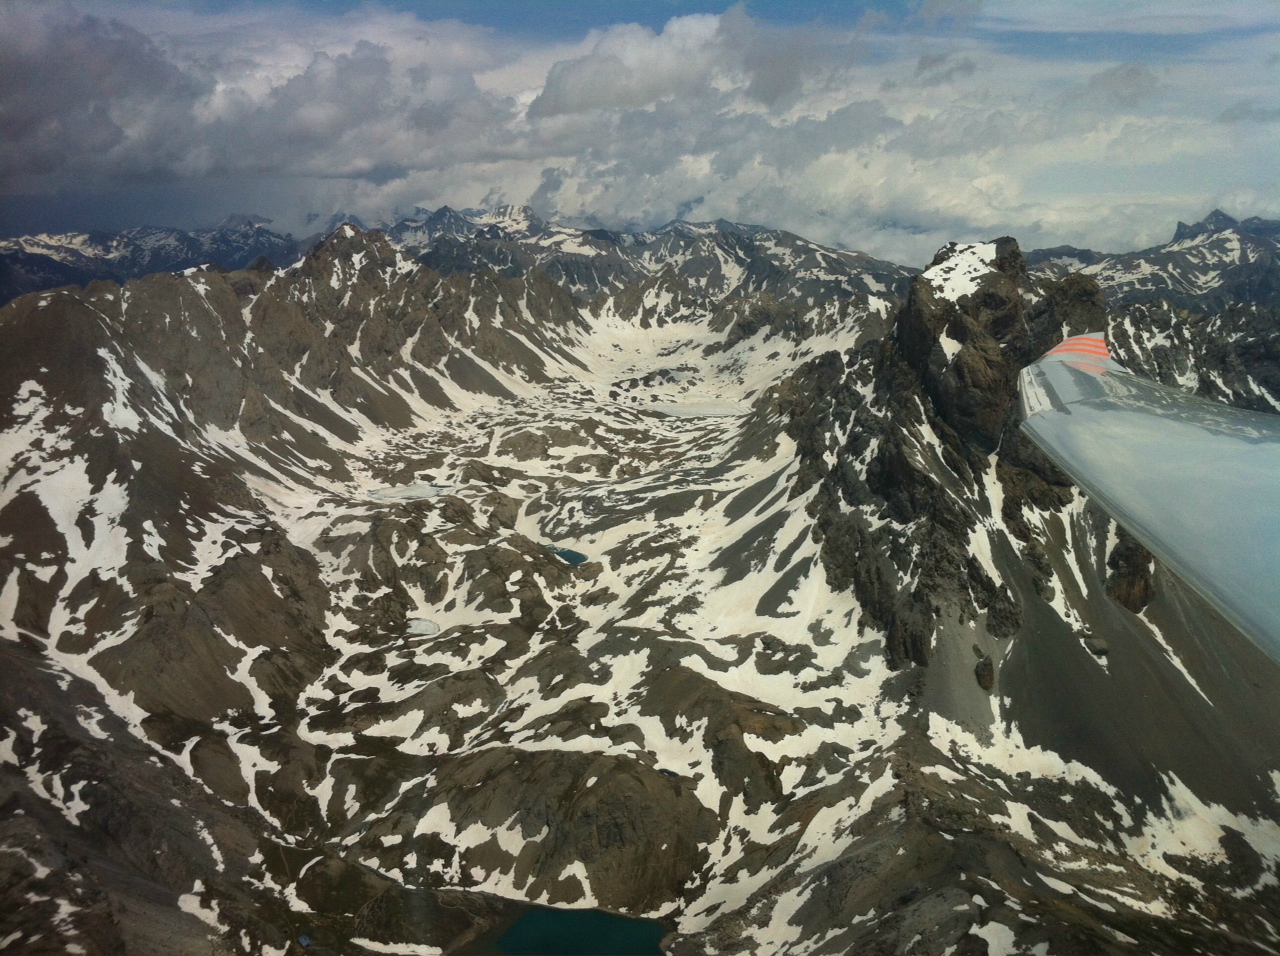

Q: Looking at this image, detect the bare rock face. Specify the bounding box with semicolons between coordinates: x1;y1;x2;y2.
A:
897;238;1030;450
1106;526;1156;614
405;747;719;912
2;213;1280;956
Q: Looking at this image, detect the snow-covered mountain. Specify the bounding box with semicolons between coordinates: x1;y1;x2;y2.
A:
1028;209;1280;311
3;205;913;313
1;210;1279;955
0;215;305;307
419;207;915;311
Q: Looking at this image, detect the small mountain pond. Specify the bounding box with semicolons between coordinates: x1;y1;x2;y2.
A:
546;546;589;566
488;905;666;955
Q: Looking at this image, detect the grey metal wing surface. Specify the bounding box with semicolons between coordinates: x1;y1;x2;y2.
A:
1019;333;1280;664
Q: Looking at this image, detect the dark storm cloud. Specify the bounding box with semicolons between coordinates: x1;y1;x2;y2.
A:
0;4;518;197
205;42;401;175
0;11;208;186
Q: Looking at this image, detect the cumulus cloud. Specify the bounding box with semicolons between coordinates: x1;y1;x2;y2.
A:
529;16;722;117
0;0;1277;263
1085;62;1160;107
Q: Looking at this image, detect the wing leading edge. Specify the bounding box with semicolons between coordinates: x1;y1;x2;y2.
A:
1019;333;1280;664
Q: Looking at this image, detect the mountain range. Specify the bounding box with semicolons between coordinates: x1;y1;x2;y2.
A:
1;205;1279;955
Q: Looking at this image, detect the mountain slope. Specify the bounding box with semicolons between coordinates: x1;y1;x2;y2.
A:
0;215;305;308
1028;209;1280;312
1;215;1279;955
680;238;1280;953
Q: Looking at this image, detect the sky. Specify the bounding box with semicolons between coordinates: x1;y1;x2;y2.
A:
1;0;1277;264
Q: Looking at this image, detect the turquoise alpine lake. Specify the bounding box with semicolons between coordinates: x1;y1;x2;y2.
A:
546;545;590;566
494;906;666;955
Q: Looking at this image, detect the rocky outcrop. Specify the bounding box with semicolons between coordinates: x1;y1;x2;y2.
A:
785;239;1103;667
1106;526;1155;614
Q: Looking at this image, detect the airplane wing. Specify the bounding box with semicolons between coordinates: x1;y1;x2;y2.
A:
1018;333;1280;664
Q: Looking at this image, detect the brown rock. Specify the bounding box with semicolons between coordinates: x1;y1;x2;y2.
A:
974;654;995;690
1106;525;1155;613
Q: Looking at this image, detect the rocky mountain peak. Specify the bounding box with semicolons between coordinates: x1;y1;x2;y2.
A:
924;235;1021;275
781;233;1108;679
1027;209;1280;313
295;223;398;291
215;213;274;231
894;236;1047;450
468;204;544;231
1239;215;1280;240
318;220;374;244
424;204;469;226
1172;207;1240;242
